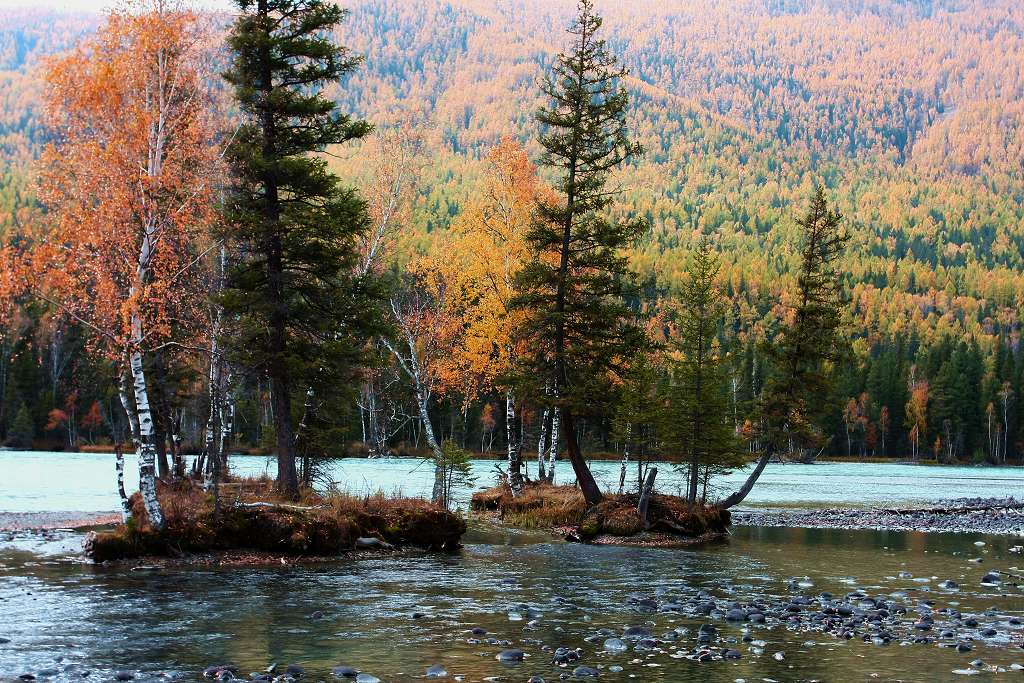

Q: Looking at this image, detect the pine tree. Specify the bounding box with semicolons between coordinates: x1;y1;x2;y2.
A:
665;238;743;504
721;187;849;508
514;0;646;505
7;401;34;449
611;351;665;496
222;0;379;497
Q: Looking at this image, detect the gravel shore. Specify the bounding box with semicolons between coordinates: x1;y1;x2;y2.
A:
732;497;1024;535
0;511;120;531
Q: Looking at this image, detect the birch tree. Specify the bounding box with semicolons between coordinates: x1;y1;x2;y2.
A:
449;139;542;494
23;0;219;528
383;264;464;504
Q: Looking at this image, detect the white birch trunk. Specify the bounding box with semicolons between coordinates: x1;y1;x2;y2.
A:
506;391;524;495
117;371;141;450
546;386;560;483
415;386;445;504
115;446;132;523
128;348;164;529
384;333;445;505
618;423;631;495
537;406;549;481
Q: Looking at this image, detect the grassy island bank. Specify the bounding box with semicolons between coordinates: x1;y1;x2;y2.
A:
85;479;465;563
471;482;730;546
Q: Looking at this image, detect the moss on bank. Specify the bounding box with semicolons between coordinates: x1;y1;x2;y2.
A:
471;482;730;543
85;480;465;562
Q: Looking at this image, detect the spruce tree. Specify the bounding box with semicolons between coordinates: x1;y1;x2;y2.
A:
222;0;379;497
6;402;34;449
721;187;849;508
514;0;646;505
665;238;743;504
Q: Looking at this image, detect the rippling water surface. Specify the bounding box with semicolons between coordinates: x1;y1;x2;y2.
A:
2;452;1024;681
1;524;1023;682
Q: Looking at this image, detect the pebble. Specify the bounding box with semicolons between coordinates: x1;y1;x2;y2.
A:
331;667;358;678
497;649;525;662
425;664;447;678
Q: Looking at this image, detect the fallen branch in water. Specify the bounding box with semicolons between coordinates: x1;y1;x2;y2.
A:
882;502;1024;515
232;501;327;512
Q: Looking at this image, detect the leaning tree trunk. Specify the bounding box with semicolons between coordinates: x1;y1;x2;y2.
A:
506;391;524;495
385;331;446;504
561;407;602;505
718;445;774;509
637;467;657;528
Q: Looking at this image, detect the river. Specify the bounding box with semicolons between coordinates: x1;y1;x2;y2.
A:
1;452;1023;681
4;451;1024;513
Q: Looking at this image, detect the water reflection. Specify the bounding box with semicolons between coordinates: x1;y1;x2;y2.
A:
1;524;1021;682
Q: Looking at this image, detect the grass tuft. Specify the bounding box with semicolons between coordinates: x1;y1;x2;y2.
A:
85;477;466;562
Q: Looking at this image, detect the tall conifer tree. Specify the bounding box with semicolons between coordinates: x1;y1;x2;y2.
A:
222;0;378;497
515;0;646;505
665;238;743;504
720;187;848;508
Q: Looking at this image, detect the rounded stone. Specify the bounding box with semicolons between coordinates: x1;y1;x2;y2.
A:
497;649;525;662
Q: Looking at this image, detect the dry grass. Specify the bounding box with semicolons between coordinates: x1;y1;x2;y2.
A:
85;477;466;562
471;481;729;540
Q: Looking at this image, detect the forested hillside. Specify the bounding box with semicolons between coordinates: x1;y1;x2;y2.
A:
1;0;1023;463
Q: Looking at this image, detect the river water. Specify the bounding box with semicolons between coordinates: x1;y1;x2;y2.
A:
1;452;1023;681
4;451;1024;513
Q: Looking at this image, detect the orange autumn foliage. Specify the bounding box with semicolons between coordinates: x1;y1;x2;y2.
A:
9;0;220;362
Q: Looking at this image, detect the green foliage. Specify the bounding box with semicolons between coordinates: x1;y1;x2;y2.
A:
435;439;476;511
663;239;745;502
610;352;665;492
6;401;33;448
513;0;647;415
759;187;850;449
221;0;384;488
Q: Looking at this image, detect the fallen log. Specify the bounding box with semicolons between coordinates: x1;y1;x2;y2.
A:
232;501;327;512
882;502;1024;515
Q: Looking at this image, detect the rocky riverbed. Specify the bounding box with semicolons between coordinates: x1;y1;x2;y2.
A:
733;497;1024;535
0;510;119;532
3;522;1024;682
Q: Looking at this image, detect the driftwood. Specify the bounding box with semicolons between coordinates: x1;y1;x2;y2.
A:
232;501;327;512
882;502;1024;515
995;568;1024;582
637;467;658;528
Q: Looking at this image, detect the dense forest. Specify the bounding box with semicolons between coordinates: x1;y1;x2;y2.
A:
0;0;1022;470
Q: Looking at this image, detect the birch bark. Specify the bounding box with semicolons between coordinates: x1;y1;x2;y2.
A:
506;391;524;494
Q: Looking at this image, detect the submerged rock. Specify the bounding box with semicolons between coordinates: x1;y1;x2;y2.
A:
497;649;525;662
330;667;358;678
603;637;627;652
